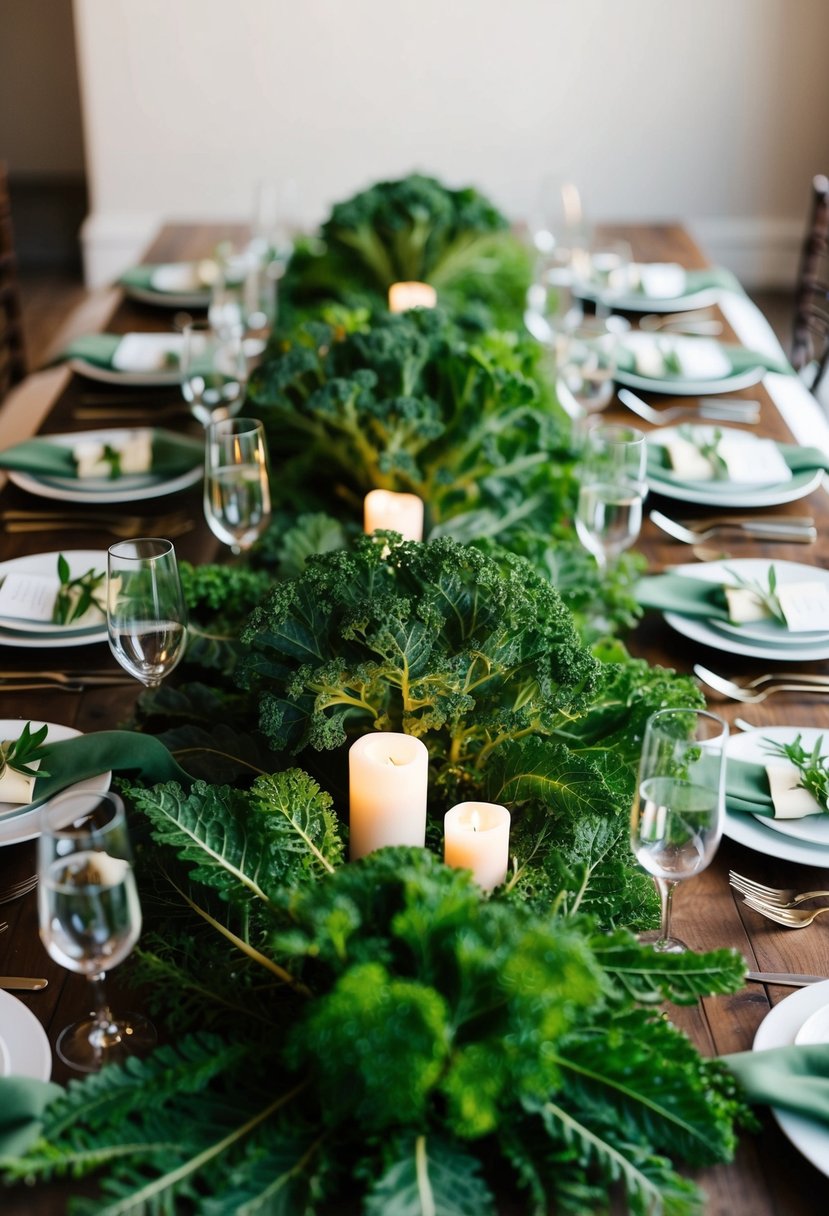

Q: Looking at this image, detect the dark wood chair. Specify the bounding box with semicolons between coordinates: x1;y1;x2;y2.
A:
0;162;27;402
791;173;829;394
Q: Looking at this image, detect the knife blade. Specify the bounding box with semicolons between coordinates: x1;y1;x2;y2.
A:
0;976;48;990
746;971;826;987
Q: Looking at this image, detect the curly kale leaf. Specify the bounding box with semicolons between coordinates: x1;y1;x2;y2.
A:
364;1134;496;1216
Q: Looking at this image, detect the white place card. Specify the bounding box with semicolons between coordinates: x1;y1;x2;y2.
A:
664;436;717;480
718;436;791;486
0;572;59;623
777;581;829;633
724;586;770;624
765;762;822;819
0;761;39;807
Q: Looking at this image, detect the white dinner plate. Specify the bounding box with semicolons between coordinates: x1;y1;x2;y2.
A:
753;981;829;1178
663;559;829;662
122;263;211;310
8;428;203;505
615;335;764;396
576;263;722;314
726;727;829;847
646;426;824;508
0;719;112;846
0;989;51;1079
0;551;107;648
70;333;184;387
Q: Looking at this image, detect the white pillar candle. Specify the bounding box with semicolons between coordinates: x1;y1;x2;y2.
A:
444;801;511;892
349;732;429;860
364;489;424;542
388;281;438;313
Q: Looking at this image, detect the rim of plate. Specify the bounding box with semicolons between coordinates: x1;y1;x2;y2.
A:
616;363;765;396
9;460;202;505
0;549;108;647
753;981;829;1179
723;803;829;864
646;465;821;507
576;282;721;314
0;718;112;846
69;358;182;387
121;282;210;309
0;989;51;1080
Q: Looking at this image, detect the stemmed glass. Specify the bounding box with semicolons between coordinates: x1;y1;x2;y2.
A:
106;538;188;687
630;709;728;952
203;417;272;555
555;315;629;418
180;320;247;427
208;255;280;356
575;423;647;572
37;789;155;1071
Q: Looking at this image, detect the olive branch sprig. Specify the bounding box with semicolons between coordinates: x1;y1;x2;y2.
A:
724;563;785;624
52;555;106;626
0;722;49;782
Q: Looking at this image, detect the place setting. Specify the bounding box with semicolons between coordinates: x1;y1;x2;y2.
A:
613;329;792;396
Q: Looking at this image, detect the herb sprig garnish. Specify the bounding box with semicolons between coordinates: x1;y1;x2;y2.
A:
52;554;105;626
0;721;49;782
763;732;829;812
102;444;122;480
678;424;728;478
724;563;785;624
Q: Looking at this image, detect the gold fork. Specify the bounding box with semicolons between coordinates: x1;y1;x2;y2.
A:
742;898;829;928
728;870;829;907
3;515;195;540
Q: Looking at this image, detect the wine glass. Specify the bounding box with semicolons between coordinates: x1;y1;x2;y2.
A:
575;423;647;572
208;253;280;357
630;708;728;952
180;320;247;427
37;789;155;1071
555;315;630;417
573;237;634;314
204;417;272;555
107;538;188;687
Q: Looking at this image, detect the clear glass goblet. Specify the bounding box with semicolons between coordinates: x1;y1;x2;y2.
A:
204;417;272;555
630;708;728;952
107;538;188;687
37;789;155;1071
181;320;247;427
575;423;647;572
555;315;629;417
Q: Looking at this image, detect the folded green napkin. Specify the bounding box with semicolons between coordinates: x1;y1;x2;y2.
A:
648;440;829;487
726;757;778;817
0;433;201;481
55;334;121;369
634;573;732;620
120;264;208;295
618;342;792;380
27;730;191;807
0;1077;62;1158
723;1044;829;1124
682;267;743;295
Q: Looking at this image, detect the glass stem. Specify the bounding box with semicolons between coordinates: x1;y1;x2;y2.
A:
656;876;676;943
87;971;121;1054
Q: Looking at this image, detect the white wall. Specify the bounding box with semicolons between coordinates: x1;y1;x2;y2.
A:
73;0;829;288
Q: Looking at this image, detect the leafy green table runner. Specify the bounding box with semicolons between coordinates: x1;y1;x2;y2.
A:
722;1044;829;1122
648;442;829;486
0;433;201;481
633;573;732;620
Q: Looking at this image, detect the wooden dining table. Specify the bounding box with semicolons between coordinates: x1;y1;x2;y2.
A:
1;221;828;1214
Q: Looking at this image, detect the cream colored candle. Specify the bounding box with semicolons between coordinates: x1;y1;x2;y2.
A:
444;801;511;892
364;489;424;542
349;732;429;860
388;281;438;312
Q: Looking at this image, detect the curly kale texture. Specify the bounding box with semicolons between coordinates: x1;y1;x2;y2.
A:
279;172;533;330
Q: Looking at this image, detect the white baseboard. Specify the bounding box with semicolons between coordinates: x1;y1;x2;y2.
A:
80;210;805;293
688;217;802;290
80;211;162;289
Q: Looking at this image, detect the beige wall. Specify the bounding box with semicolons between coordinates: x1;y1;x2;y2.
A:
73;0;829;286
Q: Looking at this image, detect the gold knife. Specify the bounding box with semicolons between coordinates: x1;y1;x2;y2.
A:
746;971;825;987
0;976;48;990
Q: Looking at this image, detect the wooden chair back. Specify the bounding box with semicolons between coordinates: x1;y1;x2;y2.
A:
0;163;27;402
792;173;829;393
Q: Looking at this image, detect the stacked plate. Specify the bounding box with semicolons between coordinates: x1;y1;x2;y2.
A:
725;726;829;865
0;550;108;648
646;426;823;508
7;428;203;505
576;261;722;314
616;333;765;395
0;990;51;1079
663;559;829;662
71;333;185;386
121;262;212;309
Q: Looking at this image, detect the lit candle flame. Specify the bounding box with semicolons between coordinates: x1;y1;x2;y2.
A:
470;809;480;833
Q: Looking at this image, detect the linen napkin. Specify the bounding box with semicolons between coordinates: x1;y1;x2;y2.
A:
726;756;825;819
28;730;192;807
119;263;210;295
54;334;121;369
722;1043;829;1124
634;573;732;620
618;337;792;382
0;432;201;481
647;440;829;487
0;1078;62;1158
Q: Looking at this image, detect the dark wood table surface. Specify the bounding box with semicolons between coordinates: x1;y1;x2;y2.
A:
1;222;828;1213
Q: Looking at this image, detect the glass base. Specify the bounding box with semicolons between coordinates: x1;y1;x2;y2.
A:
56;1011;157;1073
637;929;687;954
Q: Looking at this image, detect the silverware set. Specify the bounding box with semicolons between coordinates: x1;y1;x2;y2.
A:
0;874;37;904
730;872;829;930
618;387;761;426
639;308;724;336
650;509;817;546
0;669;134;692
694;663;829;703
